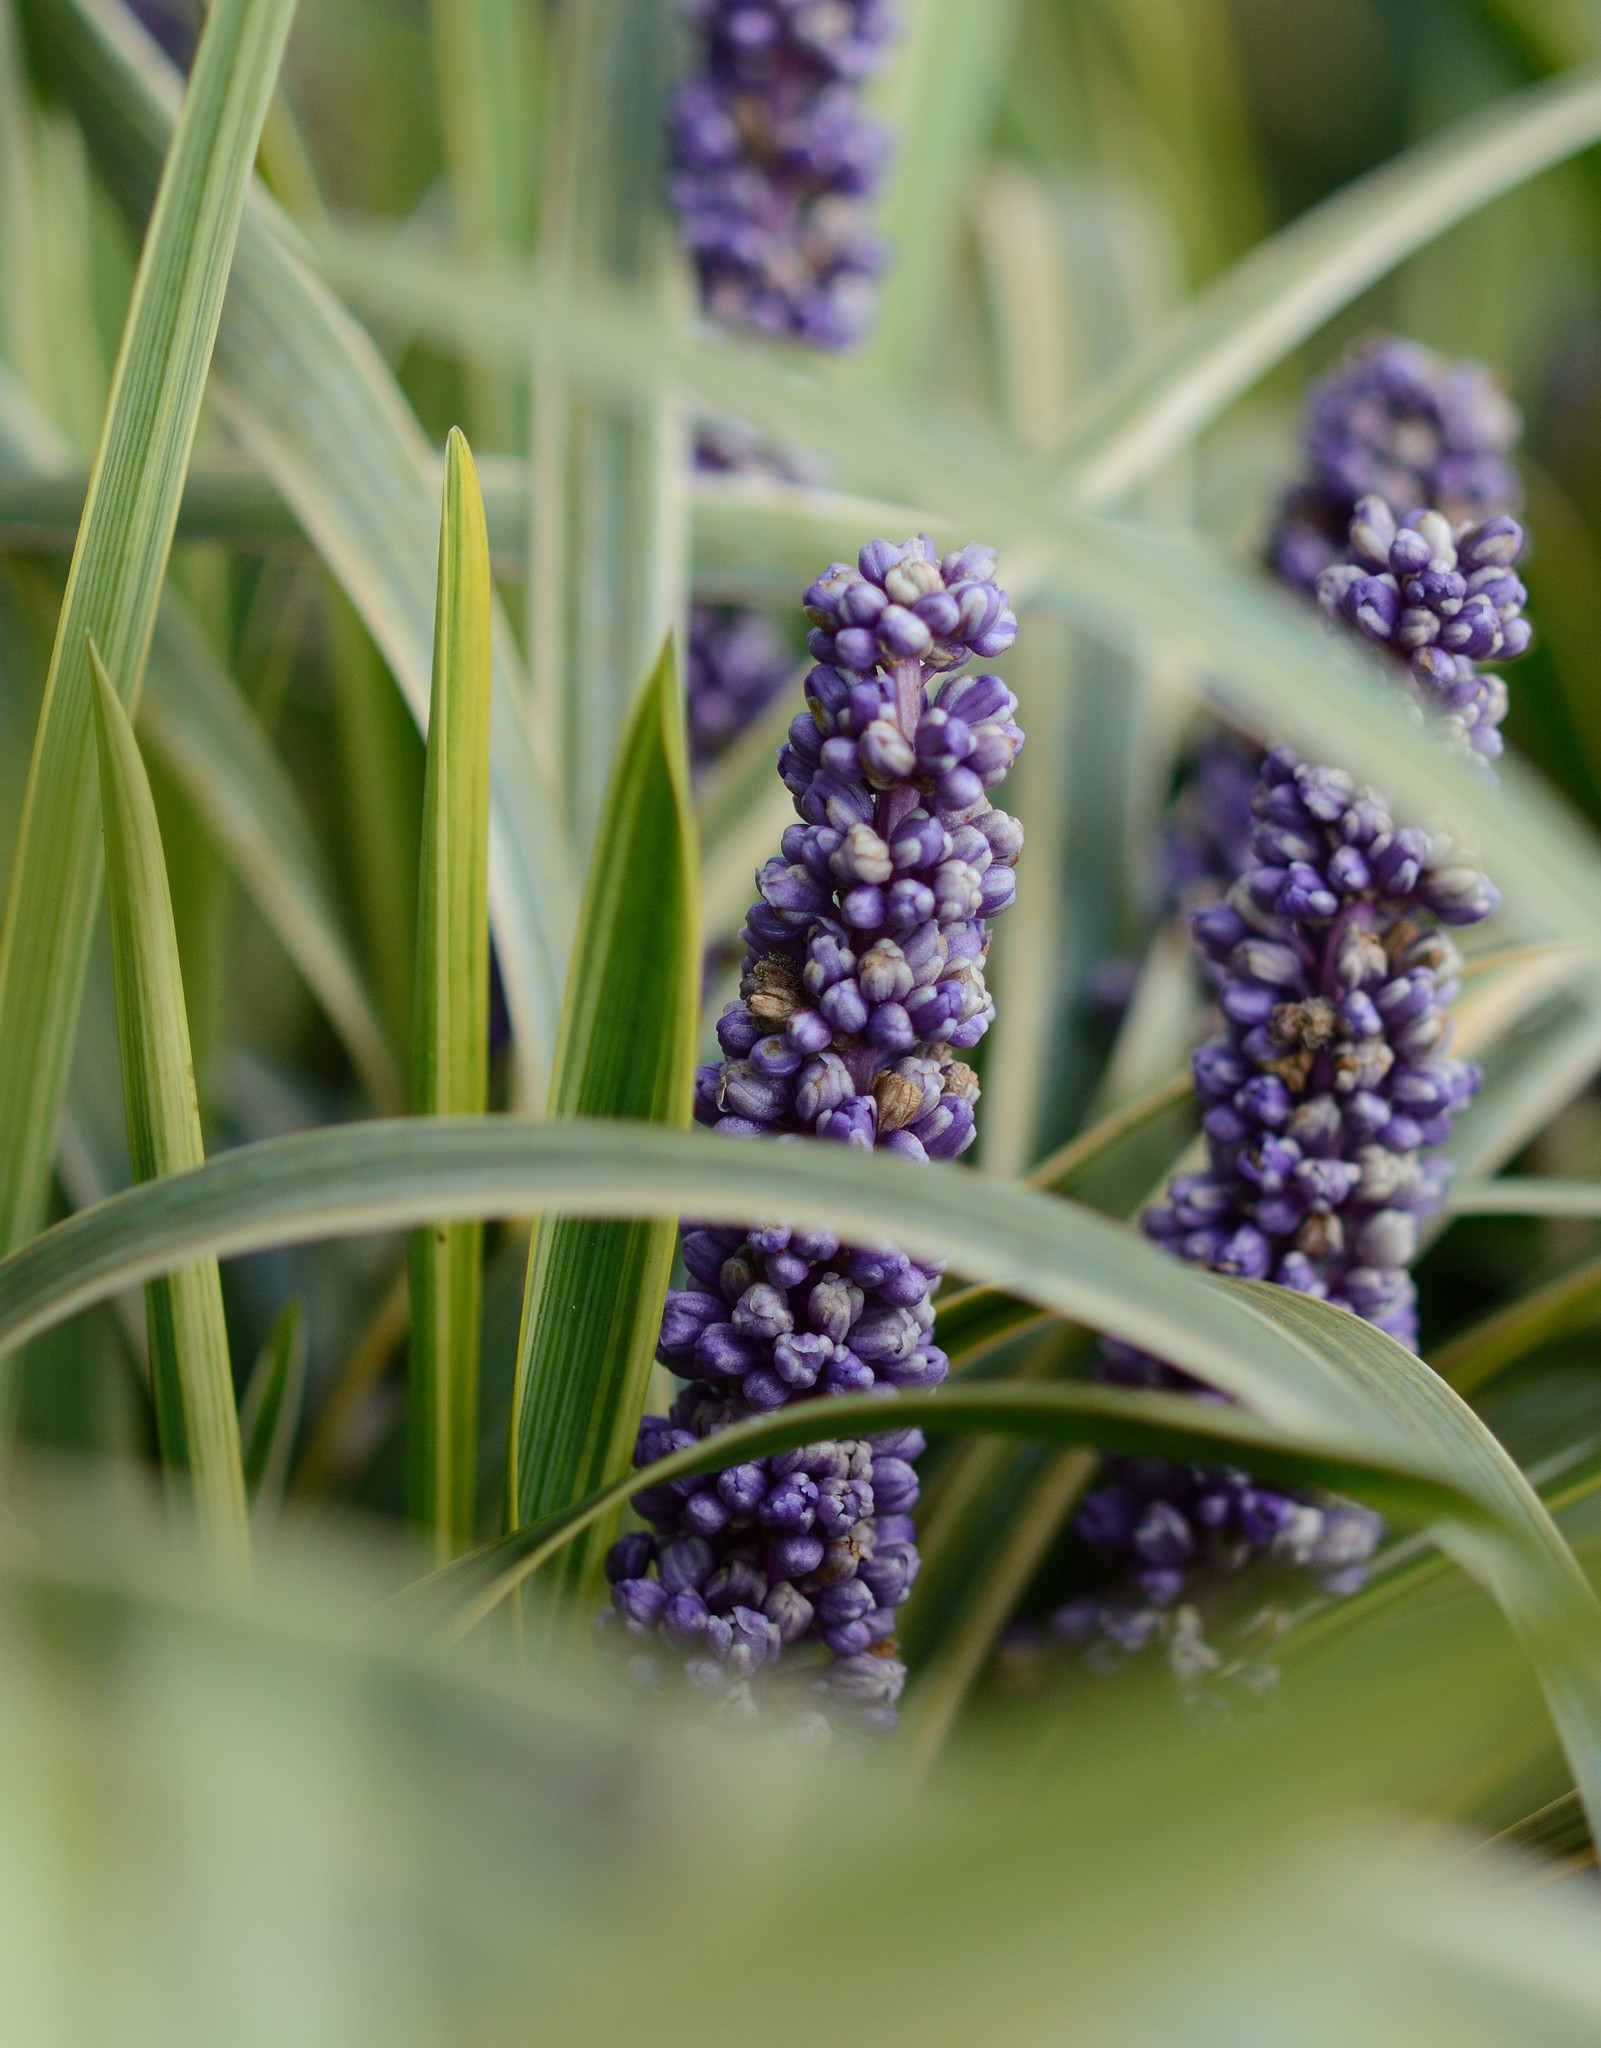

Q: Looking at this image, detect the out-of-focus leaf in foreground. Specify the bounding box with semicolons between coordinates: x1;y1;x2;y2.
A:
5;1118;1601;1827
0;1467;1594;2045
0;0;298;1256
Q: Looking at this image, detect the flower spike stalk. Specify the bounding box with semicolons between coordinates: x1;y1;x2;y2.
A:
600;536;1021;1731
1060;493;1534;1676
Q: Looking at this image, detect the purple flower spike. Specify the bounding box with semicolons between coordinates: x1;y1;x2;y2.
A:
1271;333;1523;590
669;0;899;349
1071;349;1532;1691
602;541;1024;1735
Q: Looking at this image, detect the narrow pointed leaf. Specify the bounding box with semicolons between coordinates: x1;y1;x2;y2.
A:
410;1378;1493;1643
138;595;402;1113
239;1297;305;1511
0;0;298;1256
509;645;699;1600
89;648;249;1579
1059;62;1601;506
30;0;575;1105
409;430;492;1562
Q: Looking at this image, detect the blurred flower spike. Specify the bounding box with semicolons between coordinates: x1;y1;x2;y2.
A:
669;0;900;348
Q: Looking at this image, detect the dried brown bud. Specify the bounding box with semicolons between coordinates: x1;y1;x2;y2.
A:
745;952;802;1023
1267;998;1338;1051
938;1059;982;1103
872;1069;928;1133
1295;1212;1345;1259
1262;1048;1315;1091
1382;917;1422;965
1332;1037;1394;1094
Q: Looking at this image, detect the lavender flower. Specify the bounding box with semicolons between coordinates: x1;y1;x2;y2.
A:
1060;498;1533;1681
602;536;1022;1731
1273;334;1523;590
669;0;899;348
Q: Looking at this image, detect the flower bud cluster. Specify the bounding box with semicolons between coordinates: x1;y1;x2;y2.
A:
669;0;898;349
602;538;1022;1730
1273;333;1523;590
1315;501;1529;764
1061;485;1532;1682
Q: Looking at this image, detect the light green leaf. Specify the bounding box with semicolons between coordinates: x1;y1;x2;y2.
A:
137;595;403;1114
526;0;687;861
1059;61;1601;506
409;430;493;1564
88;646;248;1580
856;0;1024;385
509;645;699;1603
239;1296;305;1515
301;236;1601;970
33;0;575;1106
426;1371;1479;1641
1238;1279;1601;1842
0;0;298;1258
6;1116;1601;1840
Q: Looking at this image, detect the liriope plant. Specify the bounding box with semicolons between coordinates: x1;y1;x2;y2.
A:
5;0;1601;2025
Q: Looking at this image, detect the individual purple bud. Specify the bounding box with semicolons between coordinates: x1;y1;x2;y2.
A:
659;1536;715;1596
819;1095;877;1147
612;1578;669;1633
657;1290;724;1358
1458;515;1522;570
607;1532;657;1584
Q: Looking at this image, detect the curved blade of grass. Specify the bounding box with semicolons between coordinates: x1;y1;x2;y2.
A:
0;1120;1423;1435
409;429;492;1564
33;0;575;1106
935;1069;1196;1370
415;1375;1488;1642
89;647;248;1580
1236;1279;1601;1838
1432;1252;1601;1397
509;644;699;1602
239;1296;305;1516
303;244;1601;968
1059;61;1601;507
0;0;298;1258
138;594;402;1113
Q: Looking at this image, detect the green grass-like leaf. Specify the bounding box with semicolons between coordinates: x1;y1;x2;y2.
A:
34;0;576;1106
408;429;493;1562
0;0;298;1256
89;646;248;1580
239;1296;305;1514
509;645;699;1600
4;1113;1600;1836
1059;60;1601;506
139;594;402;1114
